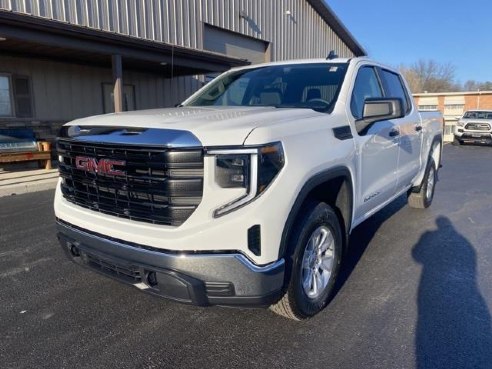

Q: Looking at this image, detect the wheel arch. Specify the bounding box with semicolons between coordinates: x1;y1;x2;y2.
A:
430;133;443;168
412;133;443;193
278;166;354;260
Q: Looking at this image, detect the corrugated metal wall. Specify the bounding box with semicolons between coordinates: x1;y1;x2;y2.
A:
0;0;356;122
0;55;201;121
0;55;111;121
0;0;355;59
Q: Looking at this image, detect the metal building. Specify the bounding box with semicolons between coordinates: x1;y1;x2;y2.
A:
0;0;365;141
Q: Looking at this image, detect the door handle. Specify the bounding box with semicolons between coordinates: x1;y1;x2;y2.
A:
389;129;400;137
415;126;423;132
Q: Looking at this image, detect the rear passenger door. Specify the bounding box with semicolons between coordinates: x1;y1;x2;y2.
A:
351;66;400;221
378;69;422;192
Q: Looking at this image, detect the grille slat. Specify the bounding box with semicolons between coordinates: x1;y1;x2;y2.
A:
59;172;203;197
58;139;203;226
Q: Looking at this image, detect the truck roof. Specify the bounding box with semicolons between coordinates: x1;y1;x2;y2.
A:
232;56;375;68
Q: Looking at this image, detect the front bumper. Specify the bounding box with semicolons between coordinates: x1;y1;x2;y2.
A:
57;220;285;306
454;132;492;144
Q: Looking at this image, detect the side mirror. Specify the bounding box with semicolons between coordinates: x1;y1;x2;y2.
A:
356;98;404;134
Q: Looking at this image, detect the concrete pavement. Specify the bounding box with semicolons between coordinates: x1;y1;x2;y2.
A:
1;144;491;369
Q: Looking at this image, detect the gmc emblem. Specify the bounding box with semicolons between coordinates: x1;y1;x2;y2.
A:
75;156;126;176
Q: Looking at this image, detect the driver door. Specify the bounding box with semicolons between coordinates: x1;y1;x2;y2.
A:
351;66;400;220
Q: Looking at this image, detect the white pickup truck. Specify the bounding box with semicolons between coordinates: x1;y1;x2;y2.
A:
55;57;443;320
453;110;492;145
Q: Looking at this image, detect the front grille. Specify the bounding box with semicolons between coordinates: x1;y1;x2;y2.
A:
465;122;491;131
57;139;204;226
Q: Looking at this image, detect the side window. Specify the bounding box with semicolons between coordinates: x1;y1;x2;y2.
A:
220;77;249;105
350;67;383;120
380;69;410;114
0;75;13;117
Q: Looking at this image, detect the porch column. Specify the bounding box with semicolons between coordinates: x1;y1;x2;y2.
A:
112;54;123;113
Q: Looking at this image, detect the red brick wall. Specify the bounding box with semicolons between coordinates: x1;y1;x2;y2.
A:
414;93;492;112
465;94;492;110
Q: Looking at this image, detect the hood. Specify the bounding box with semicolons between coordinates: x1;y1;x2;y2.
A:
66;106;324;146
460;118;492;123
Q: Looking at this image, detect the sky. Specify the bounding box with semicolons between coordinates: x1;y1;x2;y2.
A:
327;0;492;84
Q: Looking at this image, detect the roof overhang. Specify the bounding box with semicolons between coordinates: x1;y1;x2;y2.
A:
0;10;249;76
307;0;366;57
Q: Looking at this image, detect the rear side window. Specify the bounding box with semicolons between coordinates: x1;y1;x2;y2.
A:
350;67;383;120
380;70;410;114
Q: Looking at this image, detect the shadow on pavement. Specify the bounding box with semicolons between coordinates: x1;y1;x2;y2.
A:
335;196;407;293
412;216;492;369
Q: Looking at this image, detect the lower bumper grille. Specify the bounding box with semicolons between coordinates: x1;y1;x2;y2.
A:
85;252;142;284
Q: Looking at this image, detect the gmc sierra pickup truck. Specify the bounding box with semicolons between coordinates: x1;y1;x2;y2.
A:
55;57;443;320
453;110;492;145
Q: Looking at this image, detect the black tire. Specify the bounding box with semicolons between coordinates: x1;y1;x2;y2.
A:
452;136;462;146
408;159;437;209
270;201;342;320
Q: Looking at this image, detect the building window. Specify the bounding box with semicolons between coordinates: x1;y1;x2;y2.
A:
13;76;33;118
0;74;13;117
0;74;33;118
444;124;455;135
444;104;464;115
418;105;438;111
102;83;136;113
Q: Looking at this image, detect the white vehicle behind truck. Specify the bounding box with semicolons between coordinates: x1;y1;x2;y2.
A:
453;110;492;145
55;57;443;320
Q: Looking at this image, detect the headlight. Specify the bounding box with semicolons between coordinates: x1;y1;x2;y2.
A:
215;154;250;188
456;120;465;127
257;143;285;194
208;142;285;217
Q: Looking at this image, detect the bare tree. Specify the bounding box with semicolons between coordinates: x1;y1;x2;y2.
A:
481;81;492;90
464;80;492;91
464;80;479;91
399;60;459;93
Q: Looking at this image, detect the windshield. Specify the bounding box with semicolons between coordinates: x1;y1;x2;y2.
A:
184;63;348;113
463;111;492;119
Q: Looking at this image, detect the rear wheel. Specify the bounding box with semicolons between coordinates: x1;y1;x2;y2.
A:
408;159;437;209
270;201;342;320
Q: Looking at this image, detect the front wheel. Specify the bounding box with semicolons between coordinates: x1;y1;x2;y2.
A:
270;201;342;320
452;136;462;146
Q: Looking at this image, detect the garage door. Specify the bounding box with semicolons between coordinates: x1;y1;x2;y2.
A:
203;24;268;65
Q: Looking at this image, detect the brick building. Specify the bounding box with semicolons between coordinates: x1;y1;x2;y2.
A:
413;91;492;142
